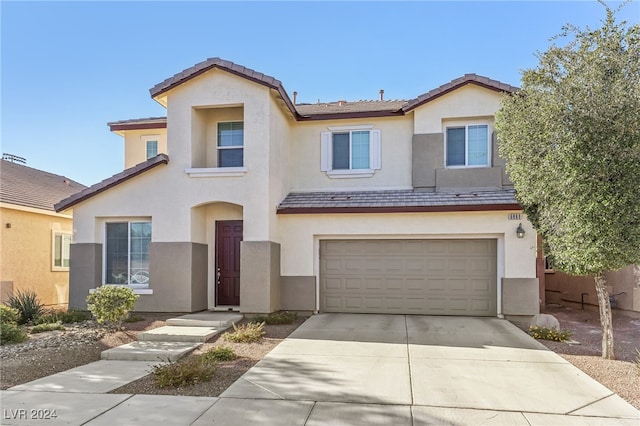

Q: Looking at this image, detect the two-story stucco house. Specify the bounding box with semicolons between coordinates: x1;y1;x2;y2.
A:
56;58;540;318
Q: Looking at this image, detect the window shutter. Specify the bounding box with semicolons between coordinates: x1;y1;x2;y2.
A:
320;132;332;171
370;129;381;170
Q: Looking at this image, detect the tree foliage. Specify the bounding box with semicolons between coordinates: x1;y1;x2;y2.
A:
495;3;639;359
496;5;640;276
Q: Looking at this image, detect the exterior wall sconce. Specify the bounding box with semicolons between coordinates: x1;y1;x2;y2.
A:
516;223;525;239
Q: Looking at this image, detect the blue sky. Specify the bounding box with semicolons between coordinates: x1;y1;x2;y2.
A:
2;1;638;186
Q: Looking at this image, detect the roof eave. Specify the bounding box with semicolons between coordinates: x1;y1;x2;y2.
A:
276;203;522;214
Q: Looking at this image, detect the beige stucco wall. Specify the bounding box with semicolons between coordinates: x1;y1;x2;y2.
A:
291;115;414;191
0;204;73;307
123;129;167;169
277;210;537;315
412;85;504;134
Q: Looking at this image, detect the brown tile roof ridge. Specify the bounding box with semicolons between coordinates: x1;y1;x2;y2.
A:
403;73;519;112
55;154;169;212
147;58;519;121
0;160;87;211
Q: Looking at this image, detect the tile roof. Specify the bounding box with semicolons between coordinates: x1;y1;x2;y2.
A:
0;160;87;211
402;74;520;112
108;117;167;132
143;58;518;123
149;57;297;117
296;100;407;117
55;154;169;212
277;189;519;214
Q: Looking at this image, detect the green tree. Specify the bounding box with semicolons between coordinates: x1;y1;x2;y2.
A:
495;3;640;359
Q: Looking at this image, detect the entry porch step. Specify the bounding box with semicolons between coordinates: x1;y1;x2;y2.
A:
138;326;223;343
166;312;243;328
101;341;202;362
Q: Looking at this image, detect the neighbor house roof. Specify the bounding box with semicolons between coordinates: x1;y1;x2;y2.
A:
55;154;169;212
0;160;86;212
277;189;520;214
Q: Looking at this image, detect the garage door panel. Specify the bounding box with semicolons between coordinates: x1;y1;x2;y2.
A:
320;239;497;316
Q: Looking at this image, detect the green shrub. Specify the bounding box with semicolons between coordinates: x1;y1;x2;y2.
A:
35;309;92;325
86;286;139;329
30;321;65;334
528;326;572;342
151;357;216;388
7;289;44;325
0;305;20;324
252;311;297;325
124;314;145;323
0;322;28;345
223;321;265;343
201;346;236;362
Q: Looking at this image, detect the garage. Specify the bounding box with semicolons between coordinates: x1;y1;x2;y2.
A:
319;239;497;316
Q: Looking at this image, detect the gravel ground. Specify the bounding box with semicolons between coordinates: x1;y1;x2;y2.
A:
1;309;638;410
111;318;306;397
511;304;640;409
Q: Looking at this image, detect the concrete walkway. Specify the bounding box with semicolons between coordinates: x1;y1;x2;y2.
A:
1;314;638;425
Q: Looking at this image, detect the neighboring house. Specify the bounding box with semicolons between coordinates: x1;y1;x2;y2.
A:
1;160;86;307
56;58;541;318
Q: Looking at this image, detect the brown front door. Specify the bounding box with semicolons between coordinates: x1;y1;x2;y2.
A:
215;220;242;306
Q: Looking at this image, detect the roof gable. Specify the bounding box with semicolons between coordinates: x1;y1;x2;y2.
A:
0;160;86;211
403;74;519;113
149;57;298;117
55;154;169;212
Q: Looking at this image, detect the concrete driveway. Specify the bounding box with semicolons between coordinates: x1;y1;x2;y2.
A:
215;314;639;425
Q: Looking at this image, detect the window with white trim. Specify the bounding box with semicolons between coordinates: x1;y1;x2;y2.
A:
446;124;490;167
218;122;244;167
320;126;381;177
52;232;71;271
105;222;151;287
146;140;158;159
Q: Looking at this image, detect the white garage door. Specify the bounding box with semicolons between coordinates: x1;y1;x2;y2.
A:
320;239;497;316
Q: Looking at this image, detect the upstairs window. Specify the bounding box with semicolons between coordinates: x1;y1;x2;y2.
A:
52;232;71;270
146;140;158;159
446;124;489;167
321;126;381;177
218;122;244;167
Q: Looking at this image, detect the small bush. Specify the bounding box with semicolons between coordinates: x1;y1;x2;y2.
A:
30;321;65;334
0;305;20;324
252;311;297;325
0;322;28;345
151;357;216;388
35;309;92;325
528;326;572;342
124;314;145;323
224;321;265;343
7;289;44;325
86;286;139;329
201;346;236;362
